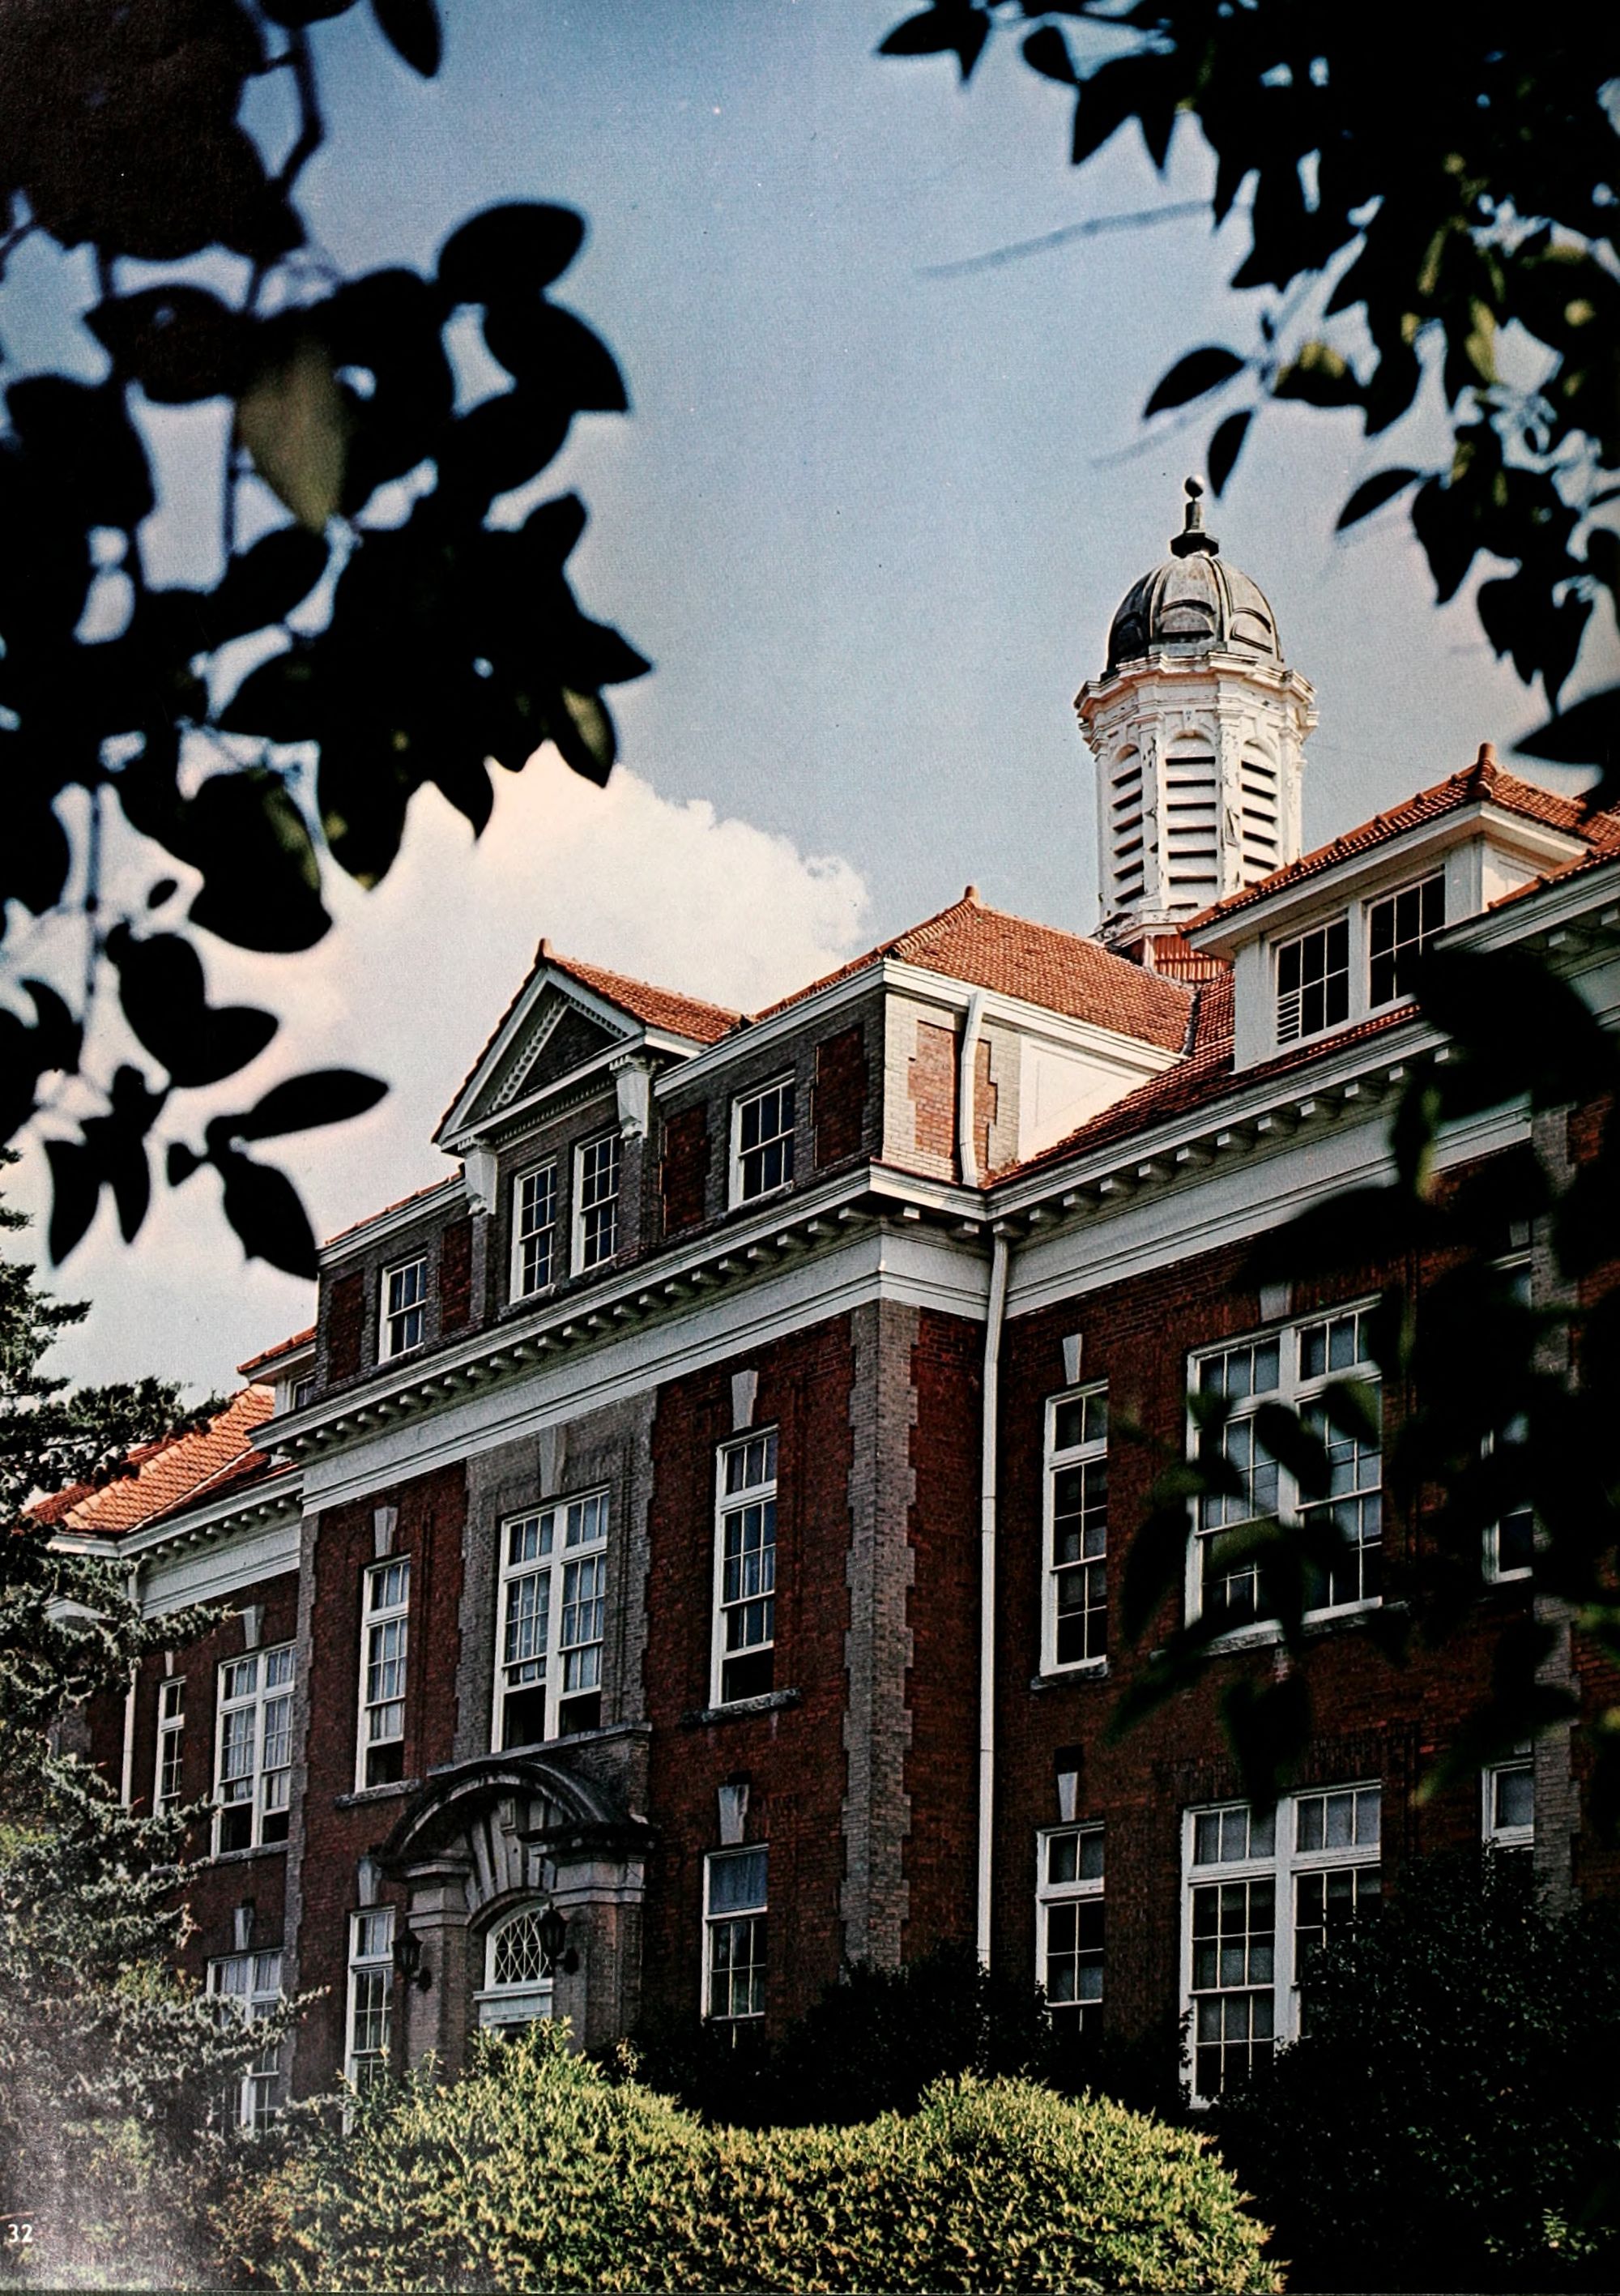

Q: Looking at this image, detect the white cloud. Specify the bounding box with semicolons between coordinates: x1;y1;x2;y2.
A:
26;753;871;1391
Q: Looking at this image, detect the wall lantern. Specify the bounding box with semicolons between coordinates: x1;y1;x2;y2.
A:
393;1928;432;1991
538;1903;579;1977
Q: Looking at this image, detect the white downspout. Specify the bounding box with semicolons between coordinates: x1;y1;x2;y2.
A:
957;990;987;1187
977;1225;1011;1966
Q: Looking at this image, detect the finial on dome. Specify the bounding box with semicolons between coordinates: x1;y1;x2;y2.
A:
962;882;980;904
1169;474;1220;560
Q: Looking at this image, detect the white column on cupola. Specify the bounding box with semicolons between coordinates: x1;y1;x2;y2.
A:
1076;478;1317;950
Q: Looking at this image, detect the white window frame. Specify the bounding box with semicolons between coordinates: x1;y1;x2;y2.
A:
356;1558;410;1790
1183;1784;1381;2103
703;1845;769;2023
1036;1823;1105;2038
510;1160;559;1301
1366;870;1445;1012
490;1490;610;1750
1483;1748;1535;1850
731;1077;795;1205
381;1255;427;1359
1043;1385;1109;1673
155;1675;185;1810
345;1907;394;2092
1274;911;1350;1048
1187;1303;1383;1637
573;1132;623;1272
711;1429;778;1707
213;1645;295;1854
475;1903;557;2029
208;1948;284;2129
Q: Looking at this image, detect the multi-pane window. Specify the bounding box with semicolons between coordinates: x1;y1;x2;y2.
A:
1276;915;1349;1045
209;1949;284;2129
346;1908;394;2092
734;1079;795;1201
358;1559;410;1789
1038;1824;1104;2040
382;1256;427;1358
492;1491;609;1749
714;1431;777;1705
574;1133;623;1270
1192;1308;1381;1629
1483;1749;1535;1850
1368;873;1444;1009
705;1846;768;2023
215;1646;294;1852
155;1676;185;1809
477;1906;556;2029
511;1162;558;1299
1185;1786;1380;2100
1046;1388;1108;1669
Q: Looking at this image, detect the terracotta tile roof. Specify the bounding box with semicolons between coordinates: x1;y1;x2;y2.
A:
1189;747;1620;932
754;890;1195;1052
544;948;741;1045
324;1176;458;1249
437;939;742;1145
237;1326;315;1377
37;1387;276;1538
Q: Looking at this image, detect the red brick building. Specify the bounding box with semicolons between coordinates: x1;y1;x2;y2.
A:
55;485;1620;2115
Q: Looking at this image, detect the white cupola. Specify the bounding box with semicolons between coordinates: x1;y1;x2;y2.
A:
1076;480;1317;950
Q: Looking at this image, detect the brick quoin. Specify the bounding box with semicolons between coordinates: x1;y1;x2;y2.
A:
973;1036;999;1176
908;1020;956;1167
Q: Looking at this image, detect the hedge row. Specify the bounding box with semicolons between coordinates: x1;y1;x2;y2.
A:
215;2023;1277;2293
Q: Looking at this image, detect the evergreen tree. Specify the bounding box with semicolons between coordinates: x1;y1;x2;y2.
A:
0;1156;272;2285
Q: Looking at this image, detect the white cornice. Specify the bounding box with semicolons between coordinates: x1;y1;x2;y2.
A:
296;1223;991;1512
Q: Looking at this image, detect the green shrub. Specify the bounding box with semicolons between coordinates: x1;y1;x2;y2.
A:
215;2022;1277;2293
1216;1854;1620;2291
631;1940;1186;2129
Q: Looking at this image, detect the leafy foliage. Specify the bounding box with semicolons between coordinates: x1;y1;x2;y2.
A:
0;1167;284;2284
0;1;646;1274
1217;1855;1620;2292
1115;939;1620;1808
213;2021;1277;2293
880;5;1619;784
633;1940;1183;2131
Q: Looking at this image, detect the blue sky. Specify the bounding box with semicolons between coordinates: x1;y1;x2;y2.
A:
19;0;1609;1388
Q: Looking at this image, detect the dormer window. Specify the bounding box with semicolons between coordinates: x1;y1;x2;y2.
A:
512;1161;558;1299
733;1079;795;1204
574;1133;622;1270
1275;915;1349;1046
1367;873;1444;1009
382;1257;427;1359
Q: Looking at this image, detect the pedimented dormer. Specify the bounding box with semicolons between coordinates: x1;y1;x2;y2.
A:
1187;746;1610;1070
435;939;740;1197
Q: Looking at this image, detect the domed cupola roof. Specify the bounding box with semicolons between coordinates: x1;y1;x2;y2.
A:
1106;479;1281;670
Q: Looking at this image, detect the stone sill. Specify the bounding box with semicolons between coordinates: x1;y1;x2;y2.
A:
334;1777;420;1810
680;1688;802;1729
1029;1662;1109;1692
202;1840;289;1868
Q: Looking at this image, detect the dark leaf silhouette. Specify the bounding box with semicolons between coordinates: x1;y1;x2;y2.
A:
1144;346;1246;419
